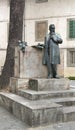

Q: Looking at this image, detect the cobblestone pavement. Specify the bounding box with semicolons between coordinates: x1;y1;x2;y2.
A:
0;105;75;130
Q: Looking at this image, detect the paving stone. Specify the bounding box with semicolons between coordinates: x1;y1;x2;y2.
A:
0;106;28;130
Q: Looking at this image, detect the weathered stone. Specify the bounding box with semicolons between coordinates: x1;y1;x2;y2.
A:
10;77;29;93
63;106;75;122
14;46;64;78
14;46;47;78
29;78;70;91
18;89;75;100
0;92;63;126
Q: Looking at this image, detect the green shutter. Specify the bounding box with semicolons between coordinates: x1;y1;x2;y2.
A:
36;0;48;3
69;20;75;38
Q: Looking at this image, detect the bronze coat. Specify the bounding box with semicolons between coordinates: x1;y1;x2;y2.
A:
43;33;62;65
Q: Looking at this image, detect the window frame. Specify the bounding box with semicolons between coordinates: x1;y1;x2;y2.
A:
67;49;75;67
35;20;48;42
67;19;75;40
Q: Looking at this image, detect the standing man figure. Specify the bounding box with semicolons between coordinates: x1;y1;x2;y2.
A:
43;24;63;78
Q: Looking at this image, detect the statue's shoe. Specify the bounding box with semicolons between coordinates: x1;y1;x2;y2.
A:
48;74;53;79
55;75;60;79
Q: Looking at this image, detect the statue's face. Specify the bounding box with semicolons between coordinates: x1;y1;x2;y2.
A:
49;24;55;33
50;26;55;32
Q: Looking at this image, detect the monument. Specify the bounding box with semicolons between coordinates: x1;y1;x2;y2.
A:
3;25;73;127
28;24;69;91
10;24;69;93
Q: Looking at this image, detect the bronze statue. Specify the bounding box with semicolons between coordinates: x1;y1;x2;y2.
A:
43;24;63;78
18;40;27;53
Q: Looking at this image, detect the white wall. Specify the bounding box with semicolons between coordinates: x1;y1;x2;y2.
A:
25;0;75;19
0;0;9;48
0;0;10;74
24;0;75;46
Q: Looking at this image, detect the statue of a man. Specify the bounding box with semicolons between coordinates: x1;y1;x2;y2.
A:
43;24;63;78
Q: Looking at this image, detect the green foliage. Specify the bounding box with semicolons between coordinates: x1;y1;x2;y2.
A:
68;76;75;80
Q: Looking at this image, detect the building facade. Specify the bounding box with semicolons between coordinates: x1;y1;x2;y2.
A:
1;0;75;77
0;0;10;74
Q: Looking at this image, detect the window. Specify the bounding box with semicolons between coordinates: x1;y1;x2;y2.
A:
68;19;75;39
67;49;75;67
36;0;48;3
35;21;48;41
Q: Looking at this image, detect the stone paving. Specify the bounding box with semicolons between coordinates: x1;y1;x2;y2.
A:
1;105;75;130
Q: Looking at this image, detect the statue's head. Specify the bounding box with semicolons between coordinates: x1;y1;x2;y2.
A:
49;24;55;32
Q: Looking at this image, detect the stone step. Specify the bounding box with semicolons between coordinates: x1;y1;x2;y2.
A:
17;90;75;107
48;97;75;106
18;89;75;100
29;78;70;91
0;92;63;127
63;106;75;122
10;77;29;93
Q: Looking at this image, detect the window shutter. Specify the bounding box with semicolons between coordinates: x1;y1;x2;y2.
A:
36;0;48;3
69;20;75;38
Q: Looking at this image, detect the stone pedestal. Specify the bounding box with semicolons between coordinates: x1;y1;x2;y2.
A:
7;46;69;127
29;78;70;91
14;46;47;78
14;46;64;78
10;77;29;93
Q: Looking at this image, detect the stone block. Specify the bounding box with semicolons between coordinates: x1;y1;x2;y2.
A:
29;78;70;91
10;77;29;93
14;46;64;78
14;46;47;78
63;106;75;122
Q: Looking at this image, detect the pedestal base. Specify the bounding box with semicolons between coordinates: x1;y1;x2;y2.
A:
10;77;29;93
29;78;70;91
